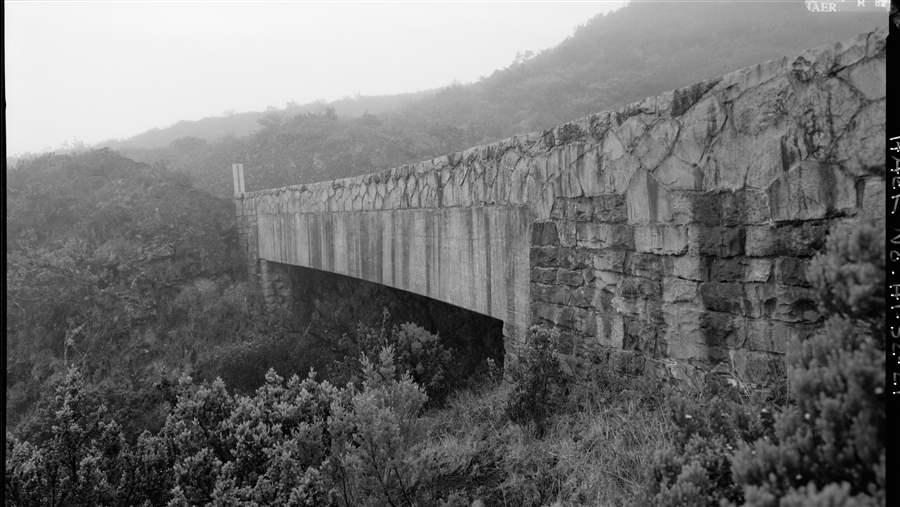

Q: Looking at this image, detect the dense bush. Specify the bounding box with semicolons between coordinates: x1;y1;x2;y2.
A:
6;367;181;506
505;325;571;437
647;381;770;506
5;343;432;507
328;346;428;506
173;368;341;505
7;333;672;507
806;216;884;335
330;314;454;405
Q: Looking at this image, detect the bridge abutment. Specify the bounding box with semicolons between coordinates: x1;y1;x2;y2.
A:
235;196;260;289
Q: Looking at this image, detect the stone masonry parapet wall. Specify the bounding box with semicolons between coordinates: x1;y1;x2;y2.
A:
241;28;884;221
237;27;886;384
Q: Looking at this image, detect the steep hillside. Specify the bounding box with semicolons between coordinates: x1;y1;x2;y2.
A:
114;1;884;197
6;150;246;430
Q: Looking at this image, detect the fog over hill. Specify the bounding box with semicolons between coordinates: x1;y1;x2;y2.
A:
99;89;439;151
103;1;883;197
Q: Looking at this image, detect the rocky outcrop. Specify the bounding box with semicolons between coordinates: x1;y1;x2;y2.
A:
237;28;885;384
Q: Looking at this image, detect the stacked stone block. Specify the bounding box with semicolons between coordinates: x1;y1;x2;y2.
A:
259;259;294;314
524;28;885;384
530;192;838;384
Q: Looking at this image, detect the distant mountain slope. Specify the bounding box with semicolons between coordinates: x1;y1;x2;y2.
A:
100;111;266;151
391;1;886;142
115;1;885;196
100;89;438;151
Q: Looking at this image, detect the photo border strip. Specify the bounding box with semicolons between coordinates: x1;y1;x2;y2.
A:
886;2;899;504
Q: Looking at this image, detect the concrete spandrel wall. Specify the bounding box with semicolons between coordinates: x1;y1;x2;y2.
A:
239;27;886;382
256;206;532;341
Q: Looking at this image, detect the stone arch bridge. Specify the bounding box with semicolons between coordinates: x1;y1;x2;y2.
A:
235;29;885;383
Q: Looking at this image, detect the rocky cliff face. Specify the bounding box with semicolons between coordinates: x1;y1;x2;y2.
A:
238;28;885;385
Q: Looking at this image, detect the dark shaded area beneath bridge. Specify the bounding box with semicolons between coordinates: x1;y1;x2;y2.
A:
287;265;506;385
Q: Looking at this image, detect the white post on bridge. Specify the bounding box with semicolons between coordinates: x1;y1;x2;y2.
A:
232;163;245;196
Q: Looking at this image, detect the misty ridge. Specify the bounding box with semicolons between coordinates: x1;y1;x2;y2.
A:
63;2;886;195
5;2;889;507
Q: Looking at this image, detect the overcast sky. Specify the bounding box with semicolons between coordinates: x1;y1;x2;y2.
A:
4;1;626;155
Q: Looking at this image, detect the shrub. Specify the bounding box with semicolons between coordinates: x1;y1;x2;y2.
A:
505;325;571;437
326;346;428;507
161;368;347;505
6;347;438;506
212;369;340;504
390;322;453;402
4;367;144;506
647;379;769;506
806;217;884;334
730;314;885;505
331;314;454;405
